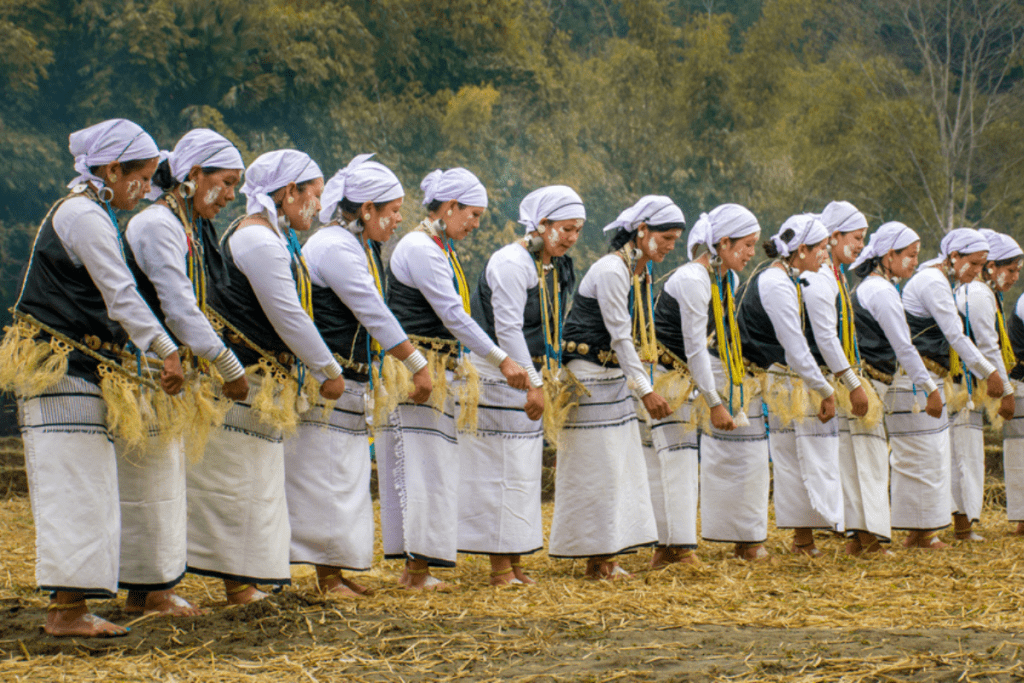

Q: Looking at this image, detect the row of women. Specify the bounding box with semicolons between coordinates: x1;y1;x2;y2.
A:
6;118;1024;639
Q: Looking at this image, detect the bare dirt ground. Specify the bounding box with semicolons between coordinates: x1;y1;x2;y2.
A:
2;436;1024;681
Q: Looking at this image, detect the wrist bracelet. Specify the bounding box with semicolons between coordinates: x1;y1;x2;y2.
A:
403;350;428;374
840;368;861;391
213;349;246;382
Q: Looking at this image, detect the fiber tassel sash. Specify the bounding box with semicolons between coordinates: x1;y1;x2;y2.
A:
455;354;481;434
544;367;590;449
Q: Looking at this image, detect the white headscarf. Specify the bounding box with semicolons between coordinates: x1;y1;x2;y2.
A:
820;200;869;235
420;167;488;208
918;227;990;271
979;228;1023;263
240;149;323;228
850;221;921;271
147;128;245;200
517;185;586;234
602;195;685;234
67;118;160;188
769;213;829;258
319;153;405;224
686;203;760;260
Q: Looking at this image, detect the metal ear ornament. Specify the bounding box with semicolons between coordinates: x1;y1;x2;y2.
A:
98;186;115;202
447;209;453;216
527;235;544;253
107;174;117;183
278;213;291;230
536;223;547;234
180;180;196;199
363;213;371;222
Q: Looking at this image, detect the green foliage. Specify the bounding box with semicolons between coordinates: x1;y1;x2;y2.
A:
3;0;1024;323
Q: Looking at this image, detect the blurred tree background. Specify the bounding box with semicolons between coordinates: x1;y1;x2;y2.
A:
3;0;1024;322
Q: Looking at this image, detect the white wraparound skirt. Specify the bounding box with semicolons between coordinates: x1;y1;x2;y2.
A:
376;370;459;566
1004;379;1024;522
285;380;373;571
116;432;187;590
21;375;120;597
838;380;892;540
645;389;699;548
949;403;985;523
885;372;951;531
700;361;769;544
548;360;657;558
186;376;291;585
767;373;843;532
457;358;543;556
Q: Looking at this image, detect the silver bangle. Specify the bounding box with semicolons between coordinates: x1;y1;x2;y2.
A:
213;349;246;382
704;390;722;408
840;368;861;391
403;350;428;374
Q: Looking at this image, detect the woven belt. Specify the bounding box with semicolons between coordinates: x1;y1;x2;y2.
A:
333;353;369;376
862;363;894;386
82;334;123;355
922;356;949;379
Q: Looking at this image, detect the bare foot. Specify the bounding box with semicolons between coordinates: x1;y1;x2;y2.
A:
224;582;269;605
650;547;701;569
903;531;948;550
846;538;893;557
585;558;632;581
400;564;452;591
45;601;129;638
791;541;822;557
511;565;536;585
733;543;771;562
489;568;523;587
319;574;374;597
126;589;205;617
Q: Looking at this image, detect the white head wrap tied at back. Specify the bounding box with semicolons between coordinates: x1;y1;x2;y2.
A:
319;153;405;224
420;167;488;209
602;195;685;234
686;203;760;260
918;227;990;271
850;221;921;271
517;185;586;234
67;118;160;189
240;149;323;229
979;228;1023;263
820;200;869;235
146;128;244;200
769;213;829;258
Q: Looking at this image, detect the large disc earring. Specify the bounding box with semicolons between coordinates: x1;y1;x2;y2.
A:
98;186;115;202
180;180;197;199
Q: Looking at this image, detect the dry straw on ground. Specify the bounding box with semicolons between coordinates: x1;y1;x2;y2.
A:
1;437;1023;680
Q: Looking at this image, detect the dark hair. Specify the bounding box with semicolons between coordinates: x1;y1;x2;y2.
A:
89;157;156;177
426;199;468;213
606;221;686;253
152;159;231;191
852;242;916;279
268;178;319;206
762;228;794;258
339;197;393;216
993;255;1023;268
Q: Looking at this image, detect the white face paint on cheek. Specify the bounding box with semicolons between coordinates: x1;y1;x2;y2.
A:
380;216;391;230
997;272;1008;288
126;179;141;200
203;187;221;206
957;262;970;278
299;199;317;224
842;245;853;261
648;237;658;256
901;257;912;270
546;230;559;248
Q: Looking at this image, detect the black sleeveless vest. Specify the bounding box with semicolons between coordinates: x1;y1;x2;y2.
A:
1007;305;1024;380
905;312;949;369
471;252;574;370
308;241;385;382
736;269;788;369
386;239;466;342
561;259;650;368
15;193;129;382
124;211;222;349
852;285;897;377
208;223;294;367
653;273;720;364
